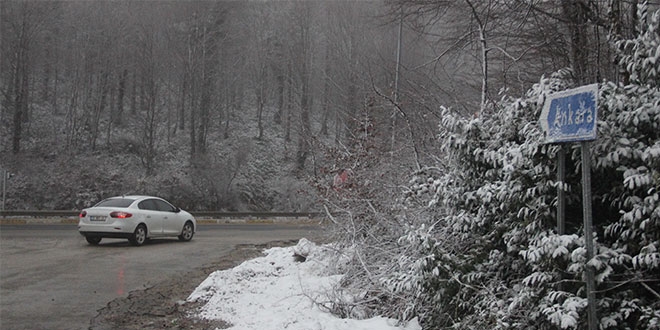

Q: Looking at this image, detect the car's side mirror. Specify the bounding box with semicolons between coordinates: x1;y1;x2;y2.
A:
174;207;181;213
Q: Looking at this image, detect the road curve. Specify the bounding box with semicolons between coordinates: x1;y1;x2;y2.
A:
0;223;321;330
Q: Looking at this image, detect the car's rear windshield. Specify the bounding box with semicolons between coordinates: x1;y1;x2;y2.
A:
94;198;135;208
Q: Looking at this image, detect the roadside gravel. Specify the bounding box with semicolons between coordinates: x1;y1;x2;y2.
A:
89;240;299;330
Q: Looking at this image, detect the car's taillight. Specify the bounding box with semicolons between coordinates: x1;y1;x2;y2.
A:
79;210;87;218
110;211;132;219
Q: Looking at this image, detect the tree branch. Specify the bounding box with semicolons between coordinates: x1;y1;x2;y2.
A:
371;84;422;170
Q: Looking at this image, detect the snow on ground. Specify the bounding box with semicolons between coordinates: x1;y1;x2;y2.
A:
187;238;421;330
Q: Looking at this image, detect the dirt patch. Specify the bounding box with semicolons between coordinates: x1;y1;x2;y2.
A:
89;240;299;330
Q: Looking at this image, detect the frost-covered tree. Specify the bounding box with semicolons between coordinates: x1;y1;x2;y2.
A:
351;4;660;330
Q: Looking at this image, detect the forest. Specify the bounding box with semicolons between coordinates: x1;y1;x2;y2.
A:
1;0;585;211
1;0;424;211
2;0;660;329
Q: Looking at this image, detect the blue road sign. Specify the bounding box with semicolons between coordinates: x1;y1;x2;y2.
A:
540;84;598;143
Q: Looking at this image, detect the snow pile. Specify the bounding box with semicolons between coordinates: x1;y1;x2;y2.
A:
188;238;420;330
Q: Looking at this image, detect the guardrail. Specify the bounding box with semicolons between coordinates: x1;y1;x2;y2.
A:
0;210;324;219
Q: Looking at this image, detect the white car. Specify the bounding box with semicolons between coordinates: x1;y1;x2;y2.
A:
78;195;196;246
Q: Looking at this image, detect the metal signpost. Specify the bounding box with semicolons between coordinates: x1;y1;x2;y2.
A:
540;83;599;330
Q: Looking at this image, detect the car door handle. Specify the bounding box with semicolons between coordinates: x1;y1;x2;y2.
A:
164;217;168;220
146;215;152;218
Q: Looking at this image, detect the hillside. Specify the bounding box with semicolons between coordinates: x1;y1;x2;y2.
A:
0;98;322;211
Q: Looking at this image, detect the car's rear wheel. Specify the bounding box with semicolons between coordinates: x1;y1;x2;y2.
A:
85;236;102;245
130;224;147;246
178;221;194;242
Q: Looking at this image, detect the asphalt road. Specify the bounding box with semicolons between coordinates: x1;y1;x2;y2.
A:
0;223;321;330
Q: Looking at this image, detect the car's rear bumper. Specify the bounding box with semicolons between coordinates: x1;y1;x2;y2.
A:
79;231;133;239
78;223;134;237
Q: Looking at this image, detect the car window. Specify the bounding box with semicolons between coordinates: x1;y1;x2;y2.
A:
153;199;176;212
138;199;158;211
95;198;135;208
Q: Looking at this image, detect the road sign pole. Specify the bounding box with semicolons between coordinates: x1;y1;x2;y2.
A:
581;141;597;330
541;84;599;329
557;145;567;293
557;146;566;235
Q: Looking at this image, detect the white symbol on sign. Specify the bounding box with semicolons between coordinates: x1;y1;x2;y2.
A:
551;100;594;129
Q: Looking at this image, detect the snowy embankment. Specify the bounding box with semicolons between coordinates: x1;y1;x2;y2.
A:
188;239;420;330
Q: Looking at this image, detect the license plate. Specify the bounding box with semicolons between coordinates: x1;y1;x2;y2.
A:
89;216;106;222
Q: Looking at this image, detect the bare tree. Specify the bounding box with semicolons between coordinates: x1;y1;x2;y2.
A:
244;2;277;140
288;2;316;171
175;3;229;156
1;1;56;153
135;20;160;175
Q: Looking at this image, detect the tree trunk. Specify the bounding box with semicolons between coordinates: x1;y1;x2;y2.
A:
52;60;58;114
42;43;51;102
66;69;81;149
130;70;137;115
345;27;358;143
285;59;292;142
256;62;265;140
224;83;234;139
464;0;489;116
630;0;638;37
197;77;211;154
144;80;157;176
257;95;264;140
274;73;284;125
105;78;116;146
320;50;330;136
346;70;357;143
90;69;109;151
1;79;10;124
115;68;127;124
12;31;29;154
178;74;187;131
561;0;589;84
296;40;311;171
190;93;197;156
478;24;488;115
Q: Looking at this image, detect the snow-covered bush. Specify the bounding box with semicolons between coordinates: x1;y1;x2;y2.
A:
381;4;660;330
382;70;568;329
